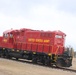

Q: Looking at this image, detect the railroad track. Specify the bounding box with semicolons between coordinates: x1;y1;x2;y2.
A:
1;57;76;73
16;59;76;73
56;67;76;73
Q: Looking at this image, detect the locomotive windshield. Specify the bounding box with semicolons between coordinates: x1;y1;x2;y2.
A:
55;35;62;38
3;34;8;38
54;33;65;47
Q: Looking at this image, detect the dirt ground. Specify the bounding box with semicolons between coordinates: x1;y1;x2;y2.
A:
70;58;76;69
0;58;76;75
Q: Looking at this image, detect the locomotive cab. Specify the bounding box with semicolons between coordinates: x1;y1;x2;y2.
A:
52;31;73;67
3;33;13;43
3;31;14;44
54;31;66;55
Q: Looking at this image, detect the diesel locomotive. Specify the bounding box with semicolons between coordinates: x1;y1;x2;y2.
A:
0;28;73;67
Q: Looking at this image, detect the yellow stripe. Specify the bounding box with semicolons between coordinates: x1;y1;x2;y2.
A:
53;55;58;62
48;53;51;56
24;51;26;53
17;50;19;52
12;49;14;51
55;46;59;55
3;48;5;50
33;52;36;54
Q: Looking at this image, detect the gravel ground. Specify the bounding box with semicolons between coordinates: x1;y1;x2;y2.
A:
0;58;76;75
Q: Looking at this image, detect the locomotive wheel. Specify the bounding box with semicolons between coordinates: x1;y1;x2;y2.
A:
40;59;44;65
6;54;12;59
56;58;63;67
45;59;51;66
0;54;4;58
65;59;72;67
16;58;19;60
32;57;37;64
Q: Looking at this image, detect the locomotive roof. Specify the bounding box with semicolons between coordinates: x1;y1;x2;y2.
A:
3;28;66;36
26;30;66;36
3;29;19;34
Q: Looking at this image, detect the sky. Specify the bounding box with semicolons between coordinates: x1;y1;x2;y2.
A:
0;0;76;50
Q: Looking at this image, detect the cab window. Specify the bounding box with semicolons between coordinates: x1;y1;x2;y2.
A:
3;34;8;38
55;35;62;38
10;34;13;38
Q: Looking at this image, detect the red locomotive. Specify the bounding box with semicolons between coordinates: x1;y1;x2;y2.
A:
0;28;73;67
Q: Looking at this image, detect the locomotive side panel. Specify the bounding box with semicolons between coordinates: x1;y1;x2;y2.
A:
31;44;37;52
37;44;43;53
43;45;50;54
